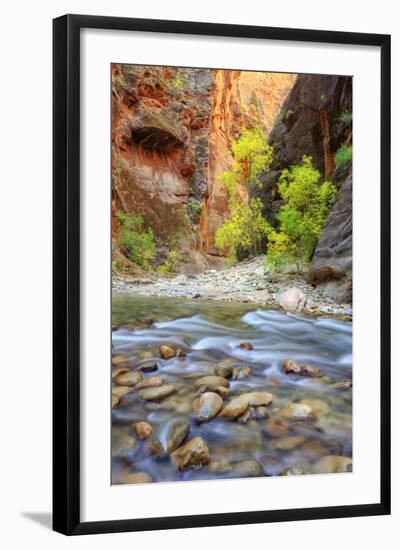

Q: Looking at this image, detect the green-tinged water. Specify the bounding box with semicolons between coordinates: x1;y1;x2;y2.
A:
112;295;352;484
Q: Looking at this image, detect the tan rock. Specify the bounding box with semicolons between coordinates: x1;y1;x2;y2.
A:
192;392;223;423
132;421;153;439
195;375;229;390
138;385;176;401
134;376;163;390
220;395;249;419
159;345;176;359
300;398;330;416
312;455;352;474
263;417;290;437
170;437;210;470
244;391;273;407
232;366;252;380
273;435;306;451
112;354;129;366
283;358;320;377
112;394;120;408
276;402;316;421
111;385;134;398
121;472;153;484
214;363;233;378
149;416;190;456
115;370;142;387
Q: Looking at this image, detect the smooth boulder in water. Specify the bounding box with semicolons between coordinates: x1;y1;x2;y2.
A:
137;385;176;401
195;375;229;390
115;371;142;387
134;376;163;390
170;437;210;470
232;366;252;380
132;421;153;439
121;472;153;484
192;392;223;423
219;394;249;419
312;455;352;474
149;416;190;457
160;345;177;359
277;287;307;312
276;402;316;421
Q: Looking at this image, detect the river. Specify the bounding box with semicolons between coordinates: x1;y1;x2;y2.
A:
112;295;352;483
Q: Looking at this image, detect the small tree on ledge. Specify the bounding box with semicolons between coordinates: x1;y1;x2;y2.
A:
215;128;273;261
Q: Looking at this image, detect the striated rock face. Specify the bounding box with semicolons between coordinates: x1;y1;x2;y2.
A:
112;65;295;267
267;74;352;179
262;74;353;301
199;71;296;254
112;64;213;243
309;170;352;302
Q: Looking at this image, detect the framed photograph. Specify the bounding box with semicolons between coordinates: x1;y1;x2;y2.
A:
53;14;391;535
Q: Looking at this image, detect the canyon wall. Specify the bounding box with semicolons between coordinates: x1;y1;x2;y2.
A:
199;71;295;254
261;74;353;301
112;65;295;264
112;64;213;243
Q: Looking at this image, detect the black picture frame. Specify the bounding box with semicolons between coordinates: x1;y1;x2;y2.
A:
53;13;391;536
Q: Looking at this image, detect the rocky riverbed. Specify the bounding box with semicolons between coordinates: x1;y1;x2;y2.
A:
112;256;352;319
112;296;352;485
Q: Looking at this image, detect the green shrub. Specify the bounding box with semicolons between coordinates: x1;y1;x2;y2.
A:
265;156;337;272
157;249;182;275
215;128;274;259
334;144;352;168
340;111;352;125
116;211;156;270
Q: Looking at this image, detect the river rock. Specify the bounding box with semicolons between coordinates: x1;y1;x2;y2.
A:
112;367;130;379
263;417;291;437
170;437;210;470
245;391;273;407
111;385;134;398
138;385;176;401
300;398;330;416
253;406;270;419
112;354;129;366
195;375;229;390
232;366;252;380
312;455;352;474
136;359;158;372
149;416;190;457
330;379;352;391
209;459;263;478
219;395;249;419
238;342;253;350
112;394;120;408
191;392;223;423
214;363;233;378
121;472;153;484
237;408;252;423
277;287;307;312
115;371;143;387
273;435;306;451
134;376;163;390
283;359;320;377
214;386;230;398
276;402;316;421
112;434;136;457
159;345;177;359
132;421;153;439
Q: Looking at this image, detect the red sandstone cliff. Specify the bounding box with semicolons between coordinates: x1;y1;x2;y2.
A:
112;64;295;270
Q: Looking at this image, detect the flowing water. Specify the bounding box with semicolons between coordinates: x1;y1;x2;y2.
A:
112;295;352;483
